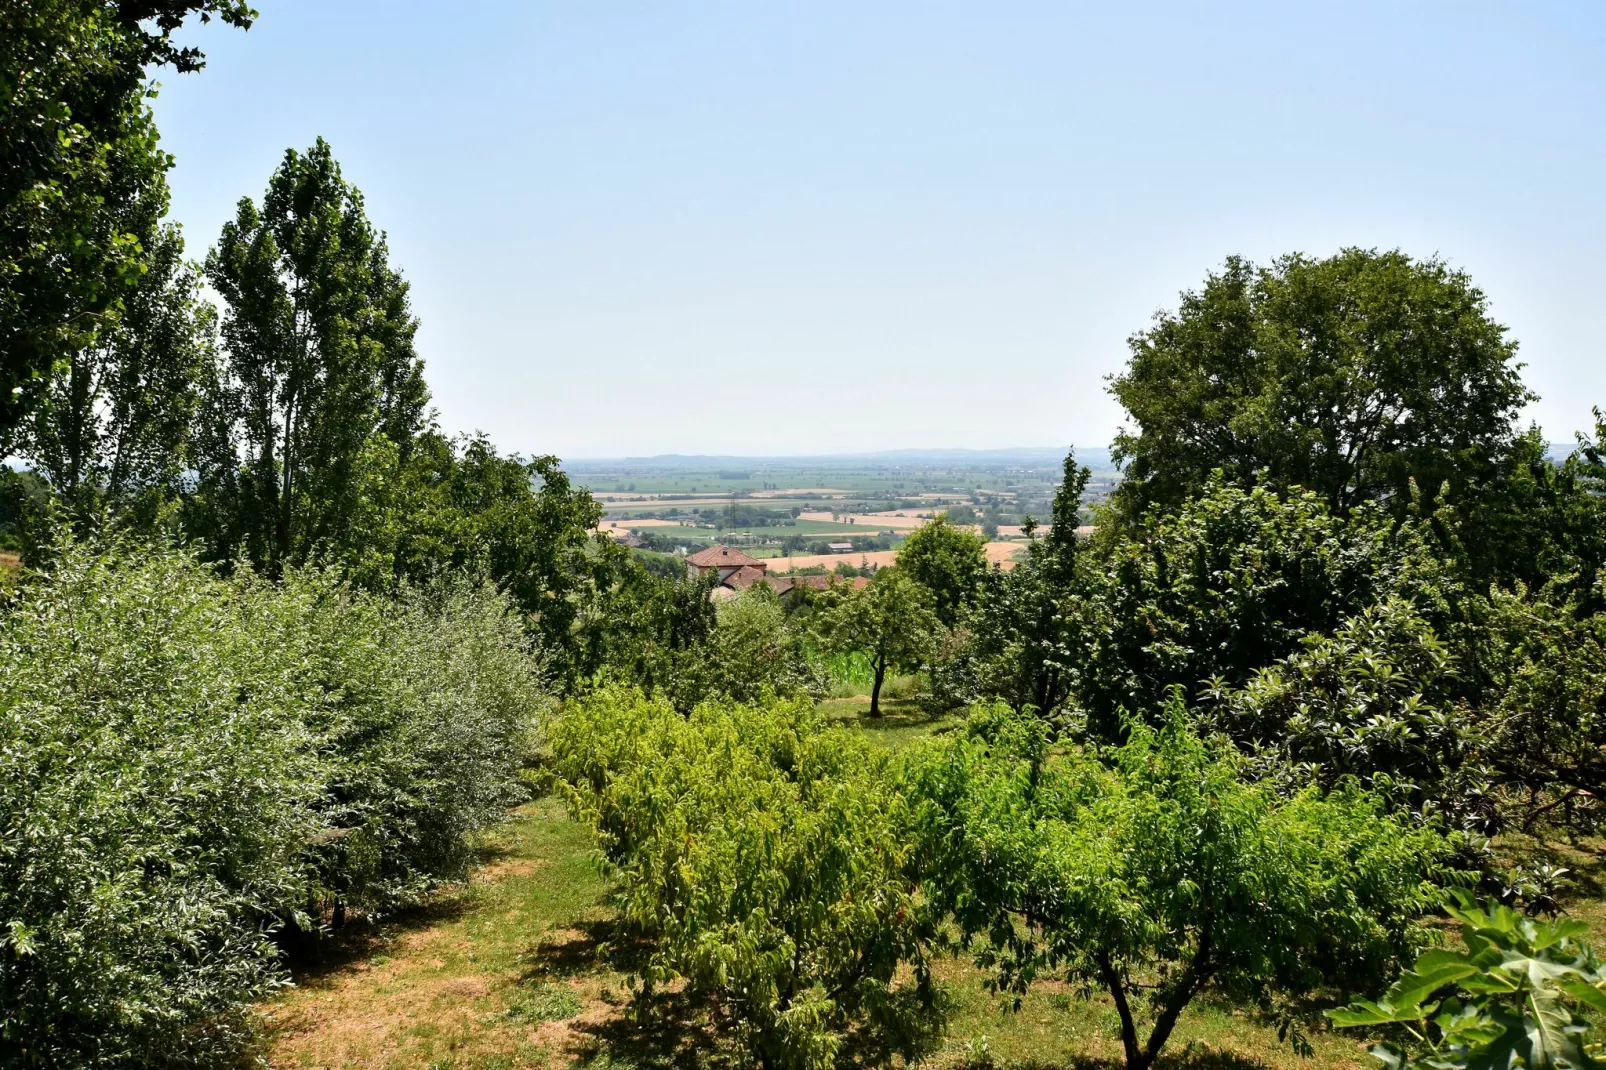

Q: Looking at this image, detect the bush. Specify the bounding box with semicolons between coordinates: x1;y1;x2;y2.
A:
903;699;1451;1070
551;687;944;1070
0;540;546;1065
250;567;547;917
0;542;320;1066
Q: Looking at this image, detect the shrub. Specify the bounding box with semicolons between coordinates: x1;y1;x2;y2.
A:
0;541;546;1065
1329;895;1606;1070
0;542;320;1066
551;687;943;1070
903;699;1451;1070
249;567;547;917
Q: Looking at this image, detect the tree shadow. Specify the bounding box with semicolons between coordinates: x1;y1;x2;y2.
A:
949;1049;1273;1070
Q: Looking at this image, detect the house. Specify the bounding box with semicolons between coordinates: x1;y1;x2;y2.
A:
687;544;868;601
686;544;767;585
826;542;854;553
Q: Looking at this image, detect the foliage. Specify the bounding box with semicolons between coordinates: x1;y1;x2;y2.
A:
0;468;51;552
248;565;546;917
1329;896;1606;1070
0;539;545;1065
551;687;944;1070
1109;249;1532;527
707;582;826;704
815;566;942;716
899;513;987;627
904;700;1449;1070
1468;581;1606;834
338;430;613;688
1202;599;1495;829
0;539;318;1067
193;137;428;573
953;452;1091;715
0;0;252;449
13;220;215;531
1078;476;1454;738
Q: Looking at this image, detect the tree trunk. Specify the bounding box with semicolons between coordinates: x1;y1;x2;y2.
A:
869;653;887;718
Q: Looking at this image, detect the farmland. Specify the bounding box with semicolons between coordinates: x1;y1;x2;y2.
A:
577;450;1109;560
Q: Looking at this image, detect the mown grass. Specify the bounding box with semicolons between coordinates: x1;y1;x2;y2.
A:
261;704;1601;1070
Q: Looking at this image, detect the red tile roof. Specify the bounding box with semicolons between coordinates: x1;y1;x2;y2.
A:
685;545;765;569
723;565;771;589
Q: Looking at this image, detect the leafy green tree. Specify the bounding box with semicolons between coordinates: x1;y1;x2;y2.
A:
1108;249;1532;526
1329;896;1606;1070
336;430;614;689
0;0;254;450
898;513;987;627
1469;582;1606;834
950;450;1092;715
815;567;941;716
1202;599;1494;828
1449;415;1606;605
708;582;825;704
195;138;428;573
1079;476;1455;738
14;221;214;529
906;700;1448;1070
551;687;943;1070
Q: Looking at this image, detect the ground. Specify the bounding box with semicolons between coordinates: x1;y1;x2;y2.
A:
260;701;1606;1070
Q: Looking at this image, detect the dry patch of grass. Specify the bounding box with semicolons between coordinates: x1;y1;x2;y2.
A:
261;797;635;1069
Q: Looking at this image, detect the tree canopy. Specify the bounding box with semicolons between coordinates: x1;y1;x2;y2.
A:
1109;249;1532;525
0;1;254;450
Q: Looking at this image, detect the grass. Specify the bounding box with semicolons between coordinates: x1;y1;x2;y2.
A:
261;704;1603;1070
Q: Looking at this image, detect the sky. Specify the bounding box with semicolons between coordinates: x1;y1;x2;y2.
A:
153;1;1606;459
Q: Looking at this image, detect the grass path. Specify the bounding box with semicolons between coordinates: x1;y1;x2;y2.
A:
262;796;630;1069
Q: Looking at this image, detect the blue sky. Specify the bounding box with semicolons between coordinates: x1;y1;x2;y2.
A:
154;1;1606;459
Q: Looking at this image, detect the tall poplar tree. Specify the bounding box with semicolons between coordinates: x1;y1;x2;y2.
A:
197;139;428;572
15;221;215;528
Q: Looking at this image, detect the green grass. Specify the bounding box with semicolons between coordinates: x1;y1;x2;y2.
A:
262;704;1605;1070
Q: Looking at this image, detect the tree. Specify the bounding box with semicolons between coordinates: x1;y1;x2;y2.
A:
1;0;254;451
195;138;428;573
551;688;943;1070
906;701;1448;1070
13;221;214;529
1078;475;1456;739
1108;249;1532;526
1202;599;1493;829
815;568;941;717
337;430;614;690
897;513;986;627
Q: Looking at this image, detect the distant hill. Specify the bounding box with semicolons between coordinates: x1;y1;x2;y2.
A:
565;447;1115;471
